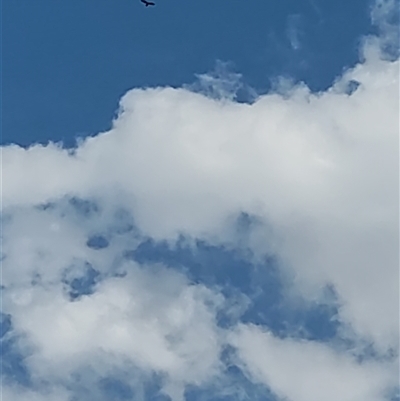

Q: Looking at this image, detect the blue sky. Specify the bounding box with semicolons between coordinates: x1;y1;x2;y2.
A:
2;1;399;401
3;0;376;146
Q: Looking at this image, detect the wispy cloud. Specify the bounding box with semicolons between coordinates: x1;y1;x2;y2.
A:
286;14;303;51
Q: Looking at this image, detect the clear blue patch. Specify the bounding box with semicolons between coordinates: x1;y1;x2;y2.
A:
86;235;109;250
3;0;377;146
302;301;339;340
132;237;255;291
239;279;339;341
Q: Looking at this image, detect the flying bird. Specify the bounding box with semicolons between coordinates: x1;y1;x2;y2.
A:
141;0;155;6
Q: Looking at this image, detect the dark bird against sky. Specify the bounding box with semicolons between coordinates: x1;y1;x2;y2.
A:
141;0;155;7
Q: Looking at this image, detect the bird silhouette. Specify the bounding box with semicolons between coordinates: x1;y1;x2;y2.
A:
141;0;155;6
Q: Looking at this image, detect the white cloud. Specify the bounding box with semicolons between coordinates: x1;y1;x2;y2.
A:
4;263;224;400
286;14;303;51
370;0;400;58
2;4;399;400
230;323;398;401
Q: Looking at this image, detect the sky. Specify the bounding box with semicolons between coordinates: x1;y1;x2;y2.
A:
3;0;378;146
1;1;399;401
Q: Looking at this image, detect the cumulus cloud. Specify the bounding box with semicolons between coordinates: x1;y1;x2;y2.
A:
2;2;399;400
370;0;400;58
4;264;223;400
231;323;398;401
